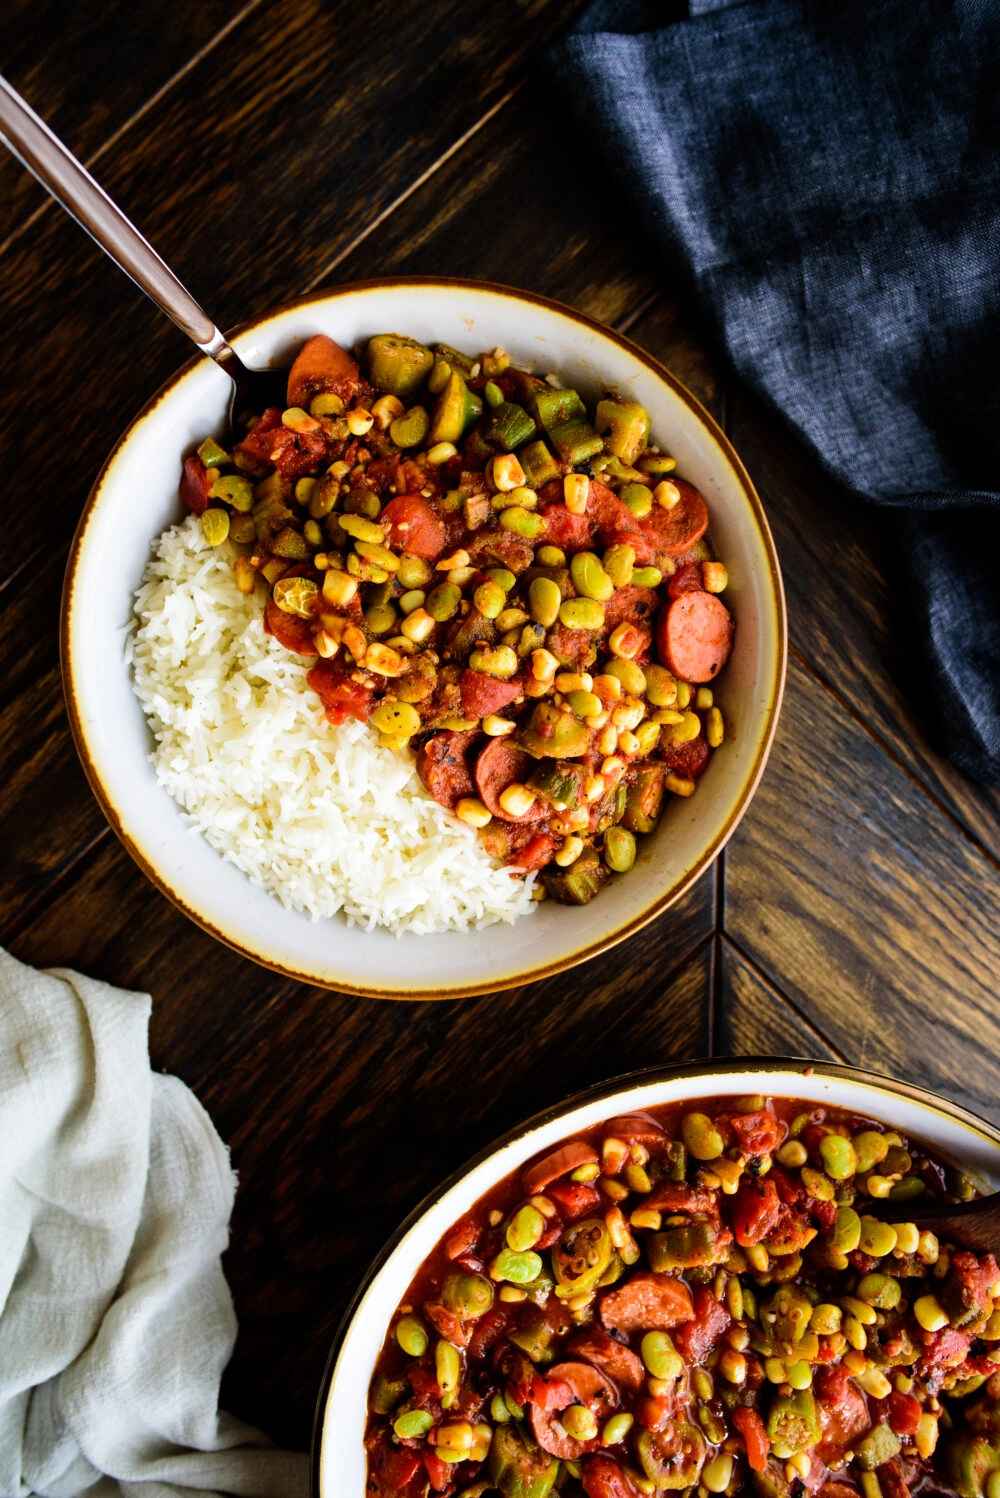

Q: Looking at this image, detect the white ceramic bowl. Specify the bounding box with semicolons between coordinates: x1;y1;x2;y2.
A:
312;1058;1000;1496
62;278;785;997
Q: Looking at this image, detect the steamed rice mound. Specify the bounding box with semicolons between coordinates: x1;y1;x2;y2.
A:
130;517;536;934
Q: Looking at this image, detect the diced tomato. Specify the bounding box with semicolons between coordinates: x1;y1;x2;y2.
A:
459;668;522;720
547;1182;603;1219
659;734;710;780
509;832;558;873
919;1326;974;1373
543;503;595;553
307;661;375;724
582;1457;640;1498
667;561;703;598
527;1373;575;1412
950;1251;1000;1315
728;1108;785;1157
887;1390;922;1437
180;455;214;515
425;1300;470;1347
732;1406;770;1472
468;1306;507;1361
730;1179;782;1247
264;595;319;656
674;1285;730;1363
445;1218;479;1260
423;1449;452;1492
815;1363;869;1465
380;495;447;558
766;1204;817;1254
369;1437;422;1498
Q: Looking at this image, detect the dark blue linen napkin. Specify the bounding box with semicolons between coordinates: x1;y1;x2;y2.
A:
549;0;1000;781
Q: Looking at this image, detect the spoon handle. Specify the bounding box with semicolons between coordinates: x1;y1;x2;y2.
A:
0;75;232;361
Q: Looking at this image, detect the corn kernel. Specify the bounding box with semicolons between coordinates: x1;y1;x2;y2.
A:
365;642;405;677
455;798;492;829
322;570;359;607
554;836;584;867
914;1294;949;1332
702;561;728;593
499;783;536;818
427;441;458;464
608;623;644;659
630;1208;662;1231
531;649;558;683
654;480;681;509
371;394;405;428
282;406;320;432
706;706;724;748
492;454;526;491
347;408;374;436
564;473;590;514
400;608;435;643
664;772;696;797
482;715;516;737
436;548;471;571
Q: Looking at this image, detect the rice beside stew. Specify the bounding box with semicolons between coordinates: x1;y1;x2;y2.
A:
130;516;537;934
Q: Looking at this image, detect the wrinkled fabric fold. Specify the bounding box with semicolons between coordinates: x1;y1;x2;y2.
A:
0;948;308;1498
548;0;1000;780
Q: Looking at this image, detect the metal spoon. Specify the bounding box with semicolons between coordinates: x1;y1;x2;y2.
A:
864;1188;1000;1256
0;74;286;430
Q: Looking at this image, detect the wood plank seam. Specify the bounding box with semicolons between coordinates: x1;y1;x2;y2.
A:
0;0;267;262
708;855;725;1056
718;932;850;1063
304;85;525;292
788;640;1000;877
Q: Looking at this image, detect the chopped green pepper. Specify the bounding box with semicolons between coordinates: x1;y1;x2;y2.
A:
594;398;651;464
488;1425;560;1498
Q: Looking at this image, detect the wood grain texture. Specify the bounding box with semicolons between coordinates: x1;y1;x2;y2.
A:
725;386;1000;857
716;936;843;1061
0;0;247;242
5;834;300;1080
0;0;585;585
205;934;712;1448
725;654;1000;1120
332;89;661;333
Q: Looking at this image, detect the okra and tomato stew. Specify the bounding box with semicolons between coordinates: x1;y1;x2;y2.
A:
365;1096;1000;1498
180;331;735;903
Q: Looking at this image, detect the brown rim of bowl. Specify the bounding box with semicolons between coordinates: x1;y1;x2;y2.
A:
308;1054;1000;1496
61;276;787;1000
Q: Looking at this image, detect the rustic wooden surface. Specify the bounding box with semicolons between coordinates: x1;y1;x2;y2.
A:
2;0;997;1454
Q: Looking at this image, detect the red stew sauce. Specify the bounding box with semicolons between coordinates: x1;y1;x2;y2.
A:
181;332;735;904
364;1096;1000;1498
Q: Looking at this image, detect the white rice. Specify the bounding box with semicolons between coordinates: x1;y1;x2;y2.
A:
129;516;536;934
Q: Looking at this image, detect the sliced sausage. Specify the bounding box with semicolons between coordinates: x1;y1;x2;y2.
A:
582;1457;641;1498
415;730;478;810
567;1327;645;1394
286;333;361;408
529;1362;618;1460
657;592;733;683
523;1141;599;1194
645;1181;716;1214
543;503;596;553
599;1271;694;1334
601;586;660;645
474;738;547;822
459;669;523;720
639;479;709;556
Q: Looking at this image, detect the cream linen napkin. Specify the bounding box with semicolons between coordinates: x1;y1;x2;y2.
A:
0;948;309;1498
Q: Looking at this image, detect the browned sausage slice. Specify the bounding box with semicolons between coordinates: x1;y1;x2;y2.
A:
599;1271;694;1334
286;333;360;408
523;1141;599;1194
657;592;733;683
639;479;709;556
415;730;478;810
474;738;547;822
529;1362;618;1459
566;1327;645;1393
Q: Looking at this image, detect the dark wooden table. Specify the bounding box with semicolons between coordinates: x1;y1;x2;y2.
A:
3;0;998;1456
